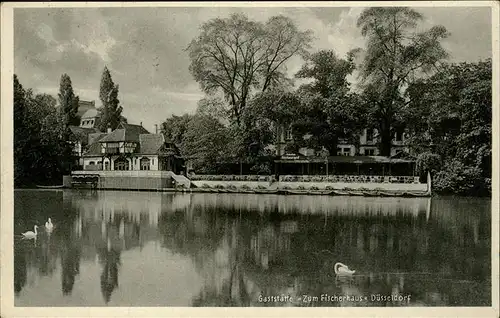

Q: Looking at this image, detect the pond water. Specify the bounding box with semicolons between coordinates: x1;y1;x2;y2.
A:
14;189;491;307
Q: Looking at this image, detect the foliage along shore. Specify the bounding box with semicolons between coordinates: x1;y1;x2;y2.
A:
14;8;491;197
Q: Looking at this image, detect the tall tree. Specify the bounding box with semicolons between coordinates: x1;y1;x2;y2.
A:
187;13;313;126
98;66;123;132
182;114;231;174
293;50;365;155
14;75;29;186
58;74;80;126
14;75;68;185
160;114;194;148
196;96;231;125
356;7;449;156
406;59;492;193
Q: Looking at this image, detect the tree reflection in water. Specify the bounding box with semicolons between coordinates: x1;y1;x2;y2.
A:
13;191;491;306
98;245;120;303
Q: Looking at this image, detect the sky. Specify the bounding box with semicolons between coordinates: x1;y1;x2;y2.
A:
13;5;492;133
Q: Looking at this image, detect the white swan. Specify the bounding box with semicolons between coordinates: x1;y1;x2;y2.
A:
45;218;54;232
334;262;356;276
21;225;38;239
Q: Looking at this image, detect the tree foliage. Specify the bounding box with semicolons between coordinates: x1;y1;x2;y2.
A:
187;13;313;125
406;59;491;195
14;75;70;186
160;114;194;147
98;66;123;132
293;50;365;154
182;115;231;174
58;74;80;126
356;7;449;156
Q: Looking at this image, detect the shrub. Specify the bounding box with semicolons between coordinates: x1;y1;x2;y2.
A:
201;183;211;188
297;185;306;190
416;152;442;182
433;159;489;196
310;186;320;190
257;184;267;189
240;184;251;190
214;184;225;189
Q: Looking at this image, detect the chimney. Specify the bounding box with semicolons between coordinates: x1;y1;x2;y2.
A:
155;124;158;134
107;123;112;133
140;122;142;127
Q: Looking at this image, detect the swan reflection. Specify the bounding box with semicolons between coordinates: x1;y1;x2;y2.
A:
13;190;491;307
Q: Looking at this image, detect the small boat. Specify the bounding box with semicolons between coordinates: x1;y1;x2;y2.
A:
195;188;210;192
332;190;349;196
347;190;365;196
378;191;403;197
254;189;278;194
239;189;255;194
402;191;431;197
36;185;64;189
286;189;310;195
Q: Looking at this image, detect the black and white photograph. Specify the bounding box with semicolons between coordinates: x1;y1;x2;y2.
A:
1;1;498;317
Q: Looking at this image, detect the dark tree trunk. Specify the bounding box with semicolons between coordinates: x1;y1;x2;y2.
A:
379;128;392;157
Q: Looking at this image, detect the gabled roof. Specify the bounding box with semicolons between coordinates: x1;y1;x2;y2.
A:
138;134;165;154
99;123;150;143
88;132;108;145
69;126;99;145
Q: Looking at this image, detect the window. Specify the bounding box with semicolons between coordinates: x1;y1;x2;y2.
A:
114;158;129;170
285;125;293;140
140;158;151;170
366;149;375;156
366;128;374;143
89;161;95;166
336;147;342;156
395;131;402;141
342;147;351;156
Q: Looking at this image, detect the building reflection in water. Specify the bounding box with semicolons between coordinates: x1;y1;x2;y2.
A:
13;190;491;307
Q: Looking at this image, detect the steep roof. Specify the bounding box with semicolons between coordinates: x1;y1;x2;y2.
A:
88;132;108;145
138;134;165;154
69;126;99;145
81;108;100;119
85;136;105;156
76;100;96;118
99;123;150;143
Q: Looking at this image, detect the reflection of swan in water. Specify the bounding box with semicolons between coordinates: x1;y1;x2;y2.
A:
21;225;38;240
334;262;356;276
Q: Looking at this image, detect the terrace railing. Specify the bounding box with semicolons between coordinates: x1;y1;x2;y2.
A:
279;175;421;184
188;174;420;184
189;175;273;182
